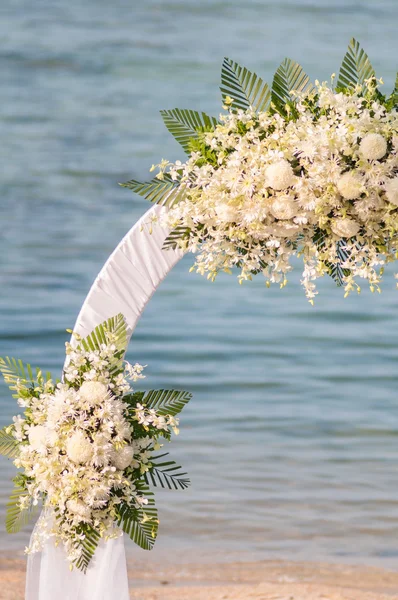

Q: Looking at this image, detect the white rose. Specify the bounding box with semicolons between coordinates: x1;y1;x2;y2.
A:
111;446;135;470
266;160;295;191
28;425;50;452
331;218;360;238
385;176;398;206
359;133;387;161
215;203;238;223
66;431;93;464
67;499;91;522
270;196;297;220
337;171;364;200
78;381;108;404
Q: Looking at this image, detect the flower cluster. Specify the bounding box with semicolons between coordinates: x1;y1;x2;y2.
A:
141;53;398;301
0;315;190;570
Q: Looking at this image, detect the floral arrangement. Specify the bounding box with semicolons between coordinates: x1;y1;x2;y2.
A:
0;314;191;571
123;39;398;301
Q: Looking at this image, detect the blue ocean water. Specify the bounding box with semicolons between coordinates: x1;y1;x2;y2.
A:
1;0;398;567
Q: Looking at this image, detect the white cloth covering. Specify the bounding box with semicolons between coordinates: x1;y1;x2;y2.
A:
25;205;184;600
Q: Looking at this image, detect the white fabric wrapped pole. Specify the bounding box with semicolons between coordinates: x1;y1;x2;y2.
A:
25;205;184;600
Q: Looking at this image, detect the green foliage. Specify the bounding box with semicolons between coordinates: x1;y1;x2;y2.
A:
146;453;190;490
313;229;351;286
220;57;271;112
73;527;101;573
6;484;36;534
163;226;191;250
119;177;184;208
132;389;191;417
160;108;218;154
116;484;158;550
337;38;375;90
187;135;218;167
390;72;398;107
0;428;19;459
271;58;314;114
0;357;39;397
78;313;128;375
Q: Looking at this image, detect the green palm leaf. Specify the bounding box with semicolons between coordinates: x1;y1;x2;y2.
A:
0;357;35;396
73;527;101;572
391;72;398;107
78;313;128;374
116;484;158;550
145;453;190;490
0;428;19;459
337;38;375;90
220;57;271;112
160;109;218;154
6;485;37;534
130;389;192;417
313;229;351;286
119;177;184;208
162;226;191;250
271;58;314;111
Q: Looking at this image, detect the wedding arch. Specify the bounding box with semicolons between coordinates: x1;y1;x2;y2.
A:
0;37;397;600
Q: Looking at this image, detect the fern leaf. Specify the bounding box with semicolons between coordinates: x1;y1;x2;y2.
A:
116;485;158;550
0;428;19;459
220;58;271;112
271;58;314;111
145;454;190;490
119;178;184;208
78;314;128;374
160;109;218;154
337;38;375;90
162;226;191;250
6;485;36;534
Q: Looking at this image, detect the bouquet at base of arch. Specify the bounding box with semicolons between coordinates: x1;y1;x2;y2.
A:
0;314;191;572
124;38;398;302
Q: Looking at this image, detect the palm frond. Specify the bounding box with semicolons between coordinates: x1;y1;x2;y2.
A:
0;428;19;459
145;453;190;490
313;229;351;286
119;178;184;208
220;58;271;112
73;527;101;573
6;485;37;534
0;357;36;396
78;313;128;374
271;58;314;111
391;72;398;107
137;389;192;417
162;226;191;250
337;38;375;90
160;109;218;154
116;484;158;550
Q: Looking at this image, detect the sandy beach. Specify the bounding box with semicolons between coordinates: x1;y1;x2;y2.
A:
1;554;398;600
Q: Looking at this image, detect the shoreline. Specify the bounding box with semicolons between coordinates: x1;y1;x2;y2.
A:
1;554;398;599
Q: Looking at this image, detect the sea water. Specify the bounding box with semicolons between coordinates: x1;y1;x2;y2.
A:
1;0;398;567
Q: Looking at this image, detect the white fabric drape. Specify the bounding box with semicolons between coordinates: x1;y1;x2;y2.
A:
25;205;184;600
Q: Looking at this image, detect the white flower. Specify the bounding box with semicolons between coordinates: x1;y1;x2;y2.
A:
67;499;91;522
385;176;398;206
79;381;108;404
111;446;134;470
66;431;93;464
337;171;364;200
270;197;297;220
28;426;50;452
359;133;387;160
331;218;360;238
266;160;295;190
215;203;238;222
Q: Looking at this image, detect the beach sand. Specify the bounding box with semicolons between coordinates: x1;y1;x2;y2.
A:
1;555;398;600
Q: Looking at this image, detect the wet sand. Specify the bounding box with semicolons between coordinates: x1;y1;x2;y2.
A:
1;554;398;600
